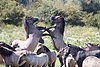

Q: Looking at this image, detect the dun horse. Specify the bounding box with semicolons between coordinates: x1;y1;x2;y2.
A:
11;16;44;51
57;44;83;67
45;15;66;67
0;42;30;67
19;52;49;67
82;56;100;67
36;44;56;67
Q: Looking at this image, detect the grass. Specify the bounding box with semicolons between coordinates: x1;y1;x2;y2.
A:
0;25;100;67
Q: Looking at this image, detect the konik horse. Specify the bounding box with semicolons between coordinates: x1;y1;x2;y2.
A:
45;15;66;67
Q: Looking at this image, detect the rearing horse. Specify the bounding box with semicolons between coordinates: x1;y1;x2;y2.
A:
11;16;43;51
22;16;43;51
47;15;66;51
45;15;66;67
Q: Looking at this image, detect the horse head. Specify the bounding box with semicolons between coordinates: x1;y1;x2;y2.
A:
50;15;65;25
25;16;39;24
50;15;65;36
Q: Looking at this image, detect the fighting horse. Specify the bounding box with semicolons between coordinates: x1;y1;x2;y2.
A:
45;15;66;67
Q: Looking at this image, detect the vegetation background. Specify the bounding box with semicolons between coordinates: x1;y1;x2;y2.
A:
0;0;100;67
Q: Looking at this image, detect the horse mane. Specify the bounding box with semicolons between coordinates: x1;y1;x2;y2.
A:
0;46;13;57
24;16;30;38
55;16;65;36
42;45;50;52
59;17;65;36
0;41;16;51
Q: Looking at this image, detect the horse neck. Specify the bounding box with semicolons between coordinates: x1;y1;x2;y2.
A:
43;46;50;53
24;20;39;34
55;21;65;36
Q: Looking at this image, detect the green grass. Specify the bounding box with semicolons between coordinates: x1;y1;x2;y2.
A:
0;25;100;67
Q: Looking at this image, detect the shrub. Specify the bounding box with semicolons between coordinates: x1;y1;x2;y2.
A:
0;0;24;26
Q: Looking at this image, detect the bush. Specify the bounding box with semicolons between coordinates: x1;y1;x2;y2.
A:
27;0;100;27
0;0;24;26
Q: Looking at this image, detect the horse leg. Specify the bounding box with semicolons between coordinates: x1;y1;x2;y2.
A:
5;65;9;67
58;57;64;67
48;63;51;67
52;61;55;67
64;57;67;67
43;64;48;67
19;63;30;67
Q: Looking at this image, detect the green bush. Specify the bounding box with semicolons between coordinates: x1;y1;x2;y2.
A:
0;0;24;26
26;0;100;27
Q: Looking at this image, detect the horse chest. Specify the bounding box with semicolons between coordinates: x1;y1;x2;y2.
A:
52;37;66;50
24;36;40;51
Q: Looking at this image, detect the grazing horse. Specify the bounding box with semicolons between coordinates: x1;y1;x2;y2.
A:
0;44;30;67
36;44;56;67
19;52;49;67
82;56;100;67
45;15;66;67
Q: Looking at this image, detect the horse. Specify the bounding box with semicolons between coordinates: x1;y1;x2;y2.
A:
81;43;100;51
36;44;56;67
65;54;78;67
0;42;30;67
76;50;100;67
82;56;100;67
11;16;54;51
45;15;66;67
57;44;83;67
11;16;44;51
0;41;16;64
19;52;49;67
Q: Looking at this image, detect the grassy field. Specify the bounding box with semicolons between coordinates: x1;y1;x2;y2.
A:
0;25;100;67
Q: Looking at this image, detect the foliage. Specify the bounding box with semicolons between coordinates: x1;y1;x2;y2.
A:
0;0;24;26
26;0;100;27
0;0;100;27
80;0;100;13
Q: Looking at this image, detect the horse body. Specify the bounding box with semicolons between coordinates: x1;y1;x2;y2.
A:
0;44;29;67
49;15;66;51
47;15;66;67
76;50;100;67
20;53;49;67
82;56;100;67
57;44;84;67
52;29;66;51
36;44;56;67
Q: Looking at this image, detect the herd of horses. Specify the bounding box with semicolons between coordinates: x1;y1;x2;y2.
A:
0;15;100;67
